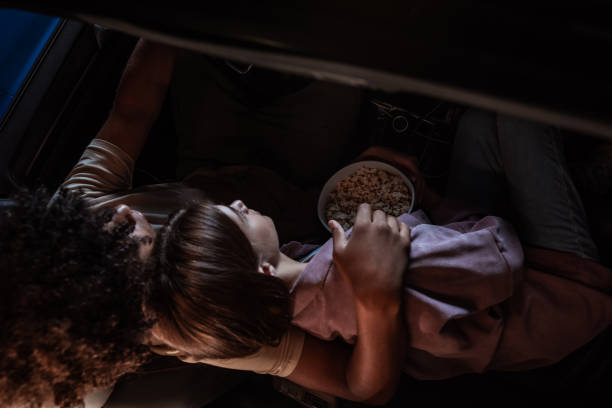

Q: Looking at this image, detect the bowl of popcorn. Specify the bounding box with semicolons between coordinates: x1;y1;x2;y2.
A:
317;161;415;232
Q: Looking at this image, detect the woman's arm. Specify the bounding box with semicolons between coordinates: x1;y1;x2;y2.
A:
288;204;410;404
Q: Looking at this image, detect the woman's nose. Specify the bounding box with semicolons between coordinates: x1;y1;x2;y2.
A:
230;200;248;214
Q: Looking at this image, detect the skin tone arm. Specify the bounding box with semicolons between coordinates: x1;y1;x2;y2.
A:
96;38;177;161
287;204;411;405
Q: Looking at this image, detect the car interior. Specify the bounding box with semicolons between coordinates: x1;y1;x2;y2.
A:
1;2;611;407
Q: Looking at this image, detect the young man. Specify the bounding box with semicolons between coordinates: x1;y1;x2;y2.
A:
0;188;152;408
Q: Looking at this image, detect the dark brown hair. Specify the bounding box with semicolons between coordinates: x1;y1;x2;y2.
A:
0;188;152;408
147;201;292;359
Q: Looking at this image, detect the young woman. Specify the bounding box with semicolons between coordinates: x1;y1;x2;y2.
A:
145;111;612;402
147;199;411;404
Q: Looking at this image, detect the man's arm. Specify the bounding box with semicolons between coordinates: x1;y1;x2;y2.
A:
289;307;406;405
96;39;177;161
288;205;410;404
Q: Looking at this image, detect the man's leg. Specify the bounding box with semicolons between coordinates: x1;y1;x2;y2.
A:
448;109;598;260
446;109;510;217
496;114;599;260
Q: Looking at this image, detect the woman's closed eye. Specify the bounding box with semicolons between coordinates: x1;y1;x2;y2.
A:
135;236;154;246
229;205;248;224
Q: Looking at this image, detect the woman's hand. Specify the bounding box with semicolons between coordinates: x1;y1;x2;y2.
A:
329;203;411;310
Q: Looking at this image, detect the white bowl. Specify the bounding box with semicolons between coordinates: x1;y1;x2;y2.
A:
317;160;416;232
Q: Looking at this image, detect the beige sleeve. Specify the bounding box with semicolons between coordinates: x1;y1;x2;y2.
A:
60;138;134;203
150;327;305;378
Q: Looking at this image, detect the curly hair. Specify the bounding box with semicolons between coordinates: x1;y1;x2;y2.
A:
0;188;153;408
147;201;292;360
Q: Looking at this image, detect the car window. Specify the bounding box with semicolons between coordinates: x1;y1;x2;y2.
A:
0;9;60;121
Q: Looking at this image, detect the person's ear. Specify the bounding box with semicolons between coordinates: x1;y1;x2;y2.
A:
258;261;277;276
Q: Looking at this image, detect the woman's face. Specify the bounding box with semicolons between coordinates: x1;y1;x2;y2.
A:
217;200;280;266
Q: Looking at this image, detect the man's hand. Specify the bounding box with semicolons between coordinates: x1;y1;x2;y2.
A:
357;145;442;209
356;146;424;202
323;203;409;402
329;203;411;309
